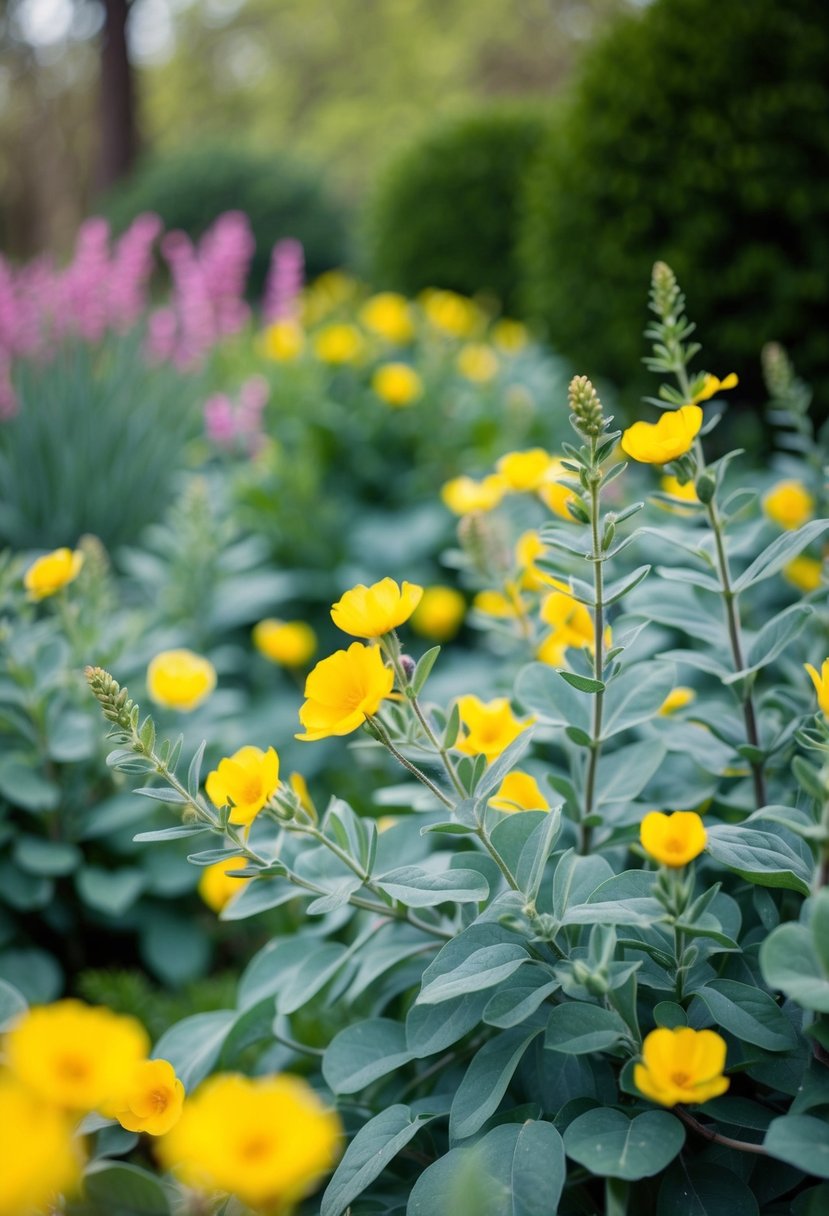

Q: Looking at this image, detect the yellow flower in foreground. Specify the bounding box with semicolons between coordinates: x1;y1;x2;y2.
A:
421;288;479;337
297;642;394;741
492;318;529;353
690;372;738;405
497;448;555;493
621;405;703;464
0;1076;83;1216
313;323;364;365
635;1027;729;1107
103;1058;184;1136
331;577;423;639
640;811;706;867
371;363;423;407
147;649;216;712
261;320;305;361
805;659;829;716
253;619;317;667
198;856;250;912
441;473;507;515
489;771;550;813
456;695;532;762
158;1073;341;1213
360;292;415;344
784;555;823;593
206;746;280;827
763;479;814;530
659;687;696;716
411;585;466;641
457;343;499;383
5;1000;149;1112
24;547;84;600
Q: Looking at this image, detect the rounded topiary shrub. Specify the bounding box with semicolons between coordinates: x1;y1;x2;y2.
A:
100;145;351;293
520;0;829;402
366;107;549;311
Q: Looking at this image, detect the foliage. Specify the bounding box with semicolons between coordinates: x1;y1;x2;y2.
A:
366;106;548;310
520;0;829;408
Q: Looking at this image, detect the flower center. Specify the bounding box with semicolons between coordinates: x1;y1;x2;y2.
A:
665;836;685;854
56;1053;91;1081
240;774;263;804
150;1088;169;1113
671;1070;691;1087
238;1133;273;1163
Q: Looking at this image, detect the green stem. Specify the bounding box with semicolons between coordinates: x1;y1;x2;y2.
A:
474;824;520;891
366;715;455;809
581;444;605;854
675;1106;769;1156
384;635;466;799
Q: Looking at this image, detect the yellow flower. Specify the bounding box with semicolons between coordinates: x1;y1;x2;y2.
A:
497;448;555;493
0;1076;83;1216
147;649;216;713
492;318;529;353
421;289;479;337
516;530;546;590
805;659;829;716
474;585;526;620
102;1058;185;1136
441;473;507;515
784;555;823;593
297;642;394;741
371;363;423;407
289;771;317;820
158;1072;341;1212
410;585;466;641
489;771;550;813
457;343;499;383
206;746;280;827
313;323;365;365
24;547;84;600
331;577;423;639
635;1027;729;1107
539;584;594;650
261;320;305;361
538;465;578;521
253;619;317;667
640;811;707;867
198;856;250;912
301;271;358;324
690;372;738;404
658;474;700;515
621;405;703;464
763;479;814;530
456;695;532;762
5;1000;149;1112
360;292;415;344
659;687;696;716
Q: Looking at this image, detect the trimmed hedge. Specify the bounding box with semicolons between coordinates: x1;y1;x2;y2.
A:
366;107;549;311
520;0;829;401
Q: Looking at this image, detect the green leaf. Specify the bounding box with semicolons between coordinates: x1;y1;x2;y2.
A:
133;825;208;842
276;942;349;1014
375;865;489;906
412;646;441;695
560;671;605;693
474;732;534;800
236;937;312;1009
187;740;207;797
564;1108;685;1180
603;565;651;606
657;1162;760;1216
0;757;59;811
321;1105;438;1216
812;889;829;975
134;786;190;805
596;740;666;803
733;520;829;591
517;808;562;902
706;825;811;895
449;1023;546;1139
693;980;797;1051
760;922;829;1013
82;1161;171;1215
601;662;677;739
765;1114;829;1177
514;663;591;731
76;866;145;916
152;1010;235;1090
13;836;81;876
552;850;614;918
739;603;813;676
0;978;26;1030
545;1004;628;1054
323;1019;414;1094
483;972;560;1029
417;944;530;1005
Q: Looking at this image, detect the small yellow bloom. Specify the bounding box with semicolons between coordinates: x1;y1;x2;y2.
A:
24;547;84;600
253;619;317;667
659;474;700;514
331;577;423;639
313;323;365;365
410;585;466;641
198;856;250;912
206;746;280;827
516;530;546;590
371;363;423;407
539;585;594;649
489;771;549;813
147;649;216;712
497;448;555;493
640;810;707;867
538;464;578;521
0;1076;83;1216
784;555;823;593
421;289;479;337
763;479;814;530
492;318;529;353
360;292;415;344
805;659;829;716
102;1058;185;1136
441;473;507;515
289;771;317;820
158;1072;341;1212
474;585;526;620
621;405;703;464
297;642;394;741
261;320;305;361
635;1026;729;1107
456;695;532;762
690;372;739;404
5;1000;149;1112
659;687;696;716
457;343;499;383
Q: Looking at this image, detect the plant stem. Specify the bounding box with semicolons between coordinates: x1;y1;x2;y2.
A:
675;1105;769;1156
581;441;605;854
366;715;455;809
474;824;520;891
384;636;467;799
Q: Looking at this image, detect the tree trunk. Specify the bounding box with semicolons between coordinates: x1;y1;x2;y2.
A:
97;0;137;192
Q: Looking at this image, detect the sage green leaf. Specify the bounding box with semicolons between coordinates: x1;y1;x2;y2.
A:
237;937;315;1009
152;1011;236;1090
601;662;677;739
82;1161;171;1215
765;1114;829;1177
323;1019;414;1094
276;942;349;1014
375;865;489;906
733;520;829;592
417;944;530;1005
564;1108;685;1180
407;990;492;1058
545;1004;628;1054
552;850;614;918
760;923;829;1013
483;972;560;1029
812;889;829;976
514;663;590;731
0;978;26;1030
220;876;299;920
13;836;81;876
321;1105;437;1216
738;603;813;677
596;740;667;803
706;825;811;895
657;1162;759;1216
450;1023;546;1139
693;979;797;1051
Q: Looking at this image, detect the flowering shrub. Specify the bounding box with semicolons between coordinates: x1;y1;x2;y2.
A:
53;262;829;1215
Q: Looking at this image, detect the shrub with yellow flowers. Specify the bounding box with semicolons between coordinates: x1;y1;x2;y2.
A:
83;263;829;1216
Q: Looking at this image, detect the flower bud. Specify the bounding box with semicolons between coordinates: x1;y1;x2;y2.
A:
651;261;681;322
399;654;416;682
695;472;716;504
568;375;606;439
